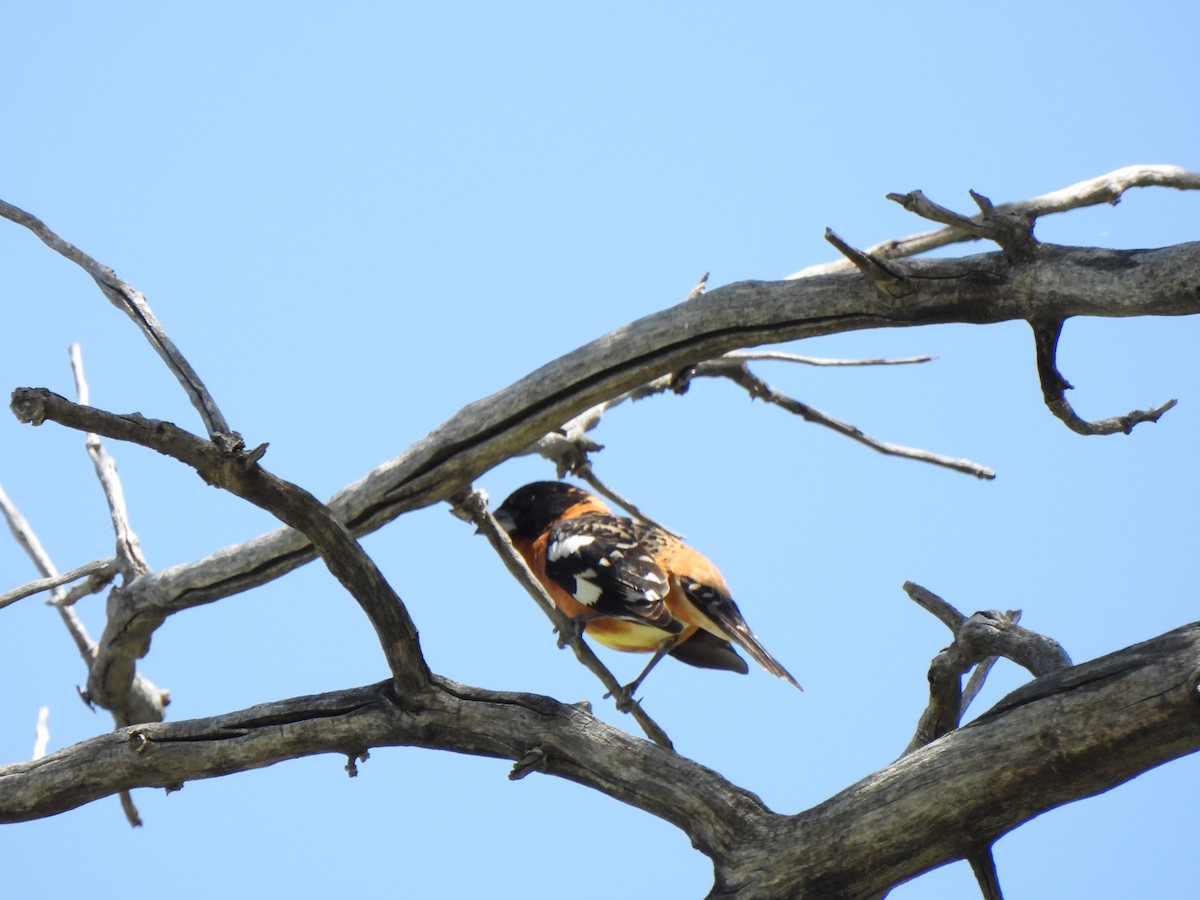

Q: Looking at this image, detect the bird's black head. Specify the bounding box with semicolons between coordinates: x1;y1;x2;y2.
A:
493;481;597;541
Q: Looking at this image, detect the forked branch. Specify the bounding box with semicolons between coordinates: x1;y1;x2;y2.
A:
792;164;1200;278
9;388;430;696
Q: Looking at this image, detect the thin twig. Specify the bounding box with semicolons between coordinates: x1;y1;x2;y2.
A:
573;466;681;537
824;228;913;299
526;357;994;482
0;484;97;661
0;558;118;610
718;363;996;479
118;790;143;828
0;200;229;437
69;345;151;576
53;566;119;607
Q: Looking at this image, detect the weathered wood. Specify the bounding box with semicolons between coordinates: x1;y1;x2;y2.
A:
1;625;1196;898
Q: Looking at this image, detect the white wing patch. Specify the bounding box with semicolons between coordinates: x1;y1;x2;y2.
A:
573;575;604;607
548;533;595;561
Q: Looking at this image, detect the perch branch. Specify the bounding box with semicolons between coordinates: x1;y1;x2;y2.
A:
0;623;1197;898
450;488;674;749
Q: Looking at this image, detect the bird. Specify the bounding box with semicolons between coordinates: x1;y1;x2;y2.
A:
492;481;801;696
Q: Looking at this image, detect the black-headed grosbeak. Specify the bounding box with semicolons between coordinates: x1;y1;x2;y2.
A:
493;481;801;694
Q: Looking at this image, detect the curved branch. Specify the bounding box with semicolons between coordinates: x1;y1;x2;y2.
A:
1032;319;1178;434
0;201;229;437
719;622;1200;898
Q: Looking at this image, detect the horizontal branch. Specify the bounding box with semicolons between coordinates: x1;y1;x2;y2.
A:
791;164;1200;278
2;622;1197;900
0;676;768;861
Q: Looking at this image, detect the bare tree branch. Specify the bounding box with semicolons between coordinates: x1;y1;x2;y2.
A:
0;200;229;437
0;557;118;610
0;483;100;662
886;188;1036;264
713;360;997;479
1032;319;1178;434
3;167;1200;897
9;388;430;697
824;228;914;300
903;583;1073;754
0;623;1195;899
791;164;1200;278
69;344;151;577
0;480;166;832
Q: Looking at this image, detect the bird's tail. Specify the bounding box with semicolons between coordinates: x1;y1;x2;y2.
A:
676;577;803;691
722;617;803;692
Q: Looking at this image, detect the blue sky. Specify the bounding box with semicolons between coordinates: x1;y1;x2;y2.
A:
2;3;1198;897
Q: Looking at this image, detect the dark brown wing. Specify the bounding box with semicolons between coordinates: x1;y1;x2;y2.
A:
543;514;683;635
677;575;802;691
